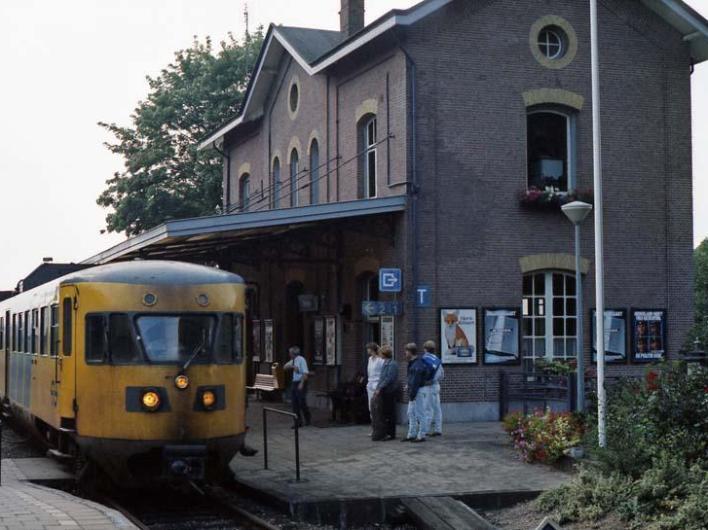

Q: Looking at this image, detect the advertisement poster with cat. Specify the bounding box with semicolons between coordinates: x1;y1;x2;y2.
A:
439;308;477;364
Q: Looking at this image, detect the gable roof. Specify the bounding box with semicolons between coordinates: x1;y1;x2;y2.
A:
198;0;708;151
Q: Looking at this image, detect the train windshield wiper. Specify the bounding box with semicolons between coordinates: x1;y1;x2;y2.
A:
180;333;206;373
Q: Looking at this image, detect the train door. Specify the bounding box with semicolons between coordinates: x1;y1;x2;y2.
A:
1;310;9;399
55;292;76;431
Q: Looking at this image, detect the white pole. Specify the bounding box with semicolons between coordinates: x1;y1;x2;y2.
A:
590;0;607;448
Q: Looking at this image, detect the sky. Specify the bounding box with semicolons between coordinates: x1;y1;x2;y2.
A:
0;0;706;289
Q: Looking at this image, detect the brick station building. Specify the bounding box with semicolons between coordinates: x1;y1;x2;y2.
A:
86;0;708;421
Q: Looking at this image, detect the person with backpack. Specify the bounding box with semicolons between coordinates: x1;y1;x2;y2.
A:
401;343;432;442
422;340;444;437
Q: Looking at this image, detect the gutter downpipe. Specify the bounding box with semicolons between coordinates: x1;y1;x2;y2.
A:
212;141;231;214
590;0;607;448
399;43;420;345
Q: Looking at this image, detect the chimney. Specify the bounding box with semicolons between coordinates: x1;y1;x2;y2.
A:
43;257;53;263
340;0;365;38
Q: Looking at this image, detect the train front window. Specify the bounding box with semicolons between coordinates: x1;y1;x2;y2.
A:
136;315;215;363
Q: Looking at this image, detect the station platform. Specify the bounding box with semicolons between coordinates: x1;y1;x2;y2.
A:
0;458;137;529
230;401;572;525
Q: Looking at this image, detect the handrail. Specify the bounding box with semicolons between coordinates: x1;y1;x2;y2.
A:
262;407;301;482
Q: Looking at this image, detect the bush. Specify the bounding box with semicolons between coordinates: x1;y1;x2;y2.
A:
503;410;584;464
537;362;708;529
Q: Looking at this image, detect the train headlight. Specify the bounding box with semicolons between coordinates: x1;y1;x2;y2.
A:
141;390;161;411
202;390;216;410
174;375;190;390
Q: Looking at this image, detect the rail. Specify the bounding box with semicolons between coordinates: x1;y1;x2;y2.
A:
262;407;301;482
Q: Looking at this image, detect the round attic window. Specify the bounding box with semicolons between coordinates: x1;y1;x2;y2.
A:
289;82;299;114
538;27;566;59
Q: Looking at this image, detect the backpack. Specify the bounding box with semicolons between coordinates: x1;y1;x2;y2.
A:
421;352;442;382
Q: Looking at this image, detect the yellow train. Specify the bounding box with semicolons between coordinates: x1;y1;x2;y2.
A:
0;260;248;486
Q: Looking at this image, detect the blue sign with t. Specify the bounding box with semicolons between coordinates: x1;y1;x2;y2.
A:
415;285;432;307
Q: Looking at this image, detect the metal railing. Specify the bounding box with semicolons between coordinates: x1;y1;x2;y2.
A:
262;407;301;482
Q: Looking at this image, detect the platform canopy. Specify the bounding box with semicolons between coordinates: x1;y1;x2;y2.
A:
83;196;407;265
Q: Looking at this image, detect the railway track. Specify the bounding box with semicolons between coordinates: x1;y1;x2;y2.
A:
101;484;281;530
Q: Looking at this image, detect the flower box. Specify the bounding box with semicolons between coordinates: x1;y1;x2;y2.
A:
520;187;594;211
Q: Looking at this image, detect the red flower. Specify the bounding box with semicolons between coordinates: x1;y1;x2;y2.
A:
646;370;659;391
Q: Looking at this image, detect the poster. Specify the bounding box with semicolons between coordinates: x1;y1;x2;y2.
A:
631;309;667;362
591;309;627;363
313;317;324;365
439;308;477;364
380;315;395;352
252;319;261;362
483;308;520;365
263;319;274;363
325;316;337;366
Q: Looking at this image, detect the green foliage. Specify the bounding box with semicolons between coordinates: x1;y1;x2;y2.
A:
687;238;708;350
537;362;708;529
97;29;264;236
503;410;584;464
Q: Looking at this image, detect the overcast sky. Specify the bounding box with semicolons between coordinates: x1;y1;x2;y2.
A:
0;0;706;289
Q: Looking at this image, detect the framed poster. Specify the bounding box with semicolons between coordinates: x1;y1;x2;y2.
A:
380;315;395;352
482;308;520;365
313;317;324;365
439;308;477;364
631;309;667;363
263;319;274;363
591;309;627;363
252;319;262;362
325;316;337;366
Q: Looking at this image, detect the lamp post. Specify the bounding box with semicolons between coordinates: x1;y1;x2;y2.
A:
562;200;593;413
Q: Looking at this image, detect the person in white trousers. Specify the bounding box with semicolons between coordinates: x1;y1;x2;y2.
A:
423;340;444;436
401;343;432;442
365;342;384;428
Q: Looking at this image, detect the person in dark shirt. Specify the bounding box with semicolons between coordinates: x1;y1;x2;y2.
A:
401;343;432;442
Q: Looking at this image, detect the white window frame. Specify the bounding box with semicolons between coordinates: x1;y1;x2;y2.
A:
522;271;577;361
538;28;564;59
527;109;576;192
364;116;377;199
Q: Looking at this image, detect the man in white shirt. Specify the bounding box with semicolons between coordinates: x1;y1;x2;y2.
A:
365;343;384;423
284;346;311;427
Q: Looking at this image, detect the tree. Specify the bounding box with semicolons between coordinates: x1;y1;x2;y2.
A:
690;237;708;349
97;29;264;236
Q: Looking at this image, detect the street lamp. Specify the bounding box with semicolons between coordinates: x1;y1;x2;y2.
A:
562;200;593;412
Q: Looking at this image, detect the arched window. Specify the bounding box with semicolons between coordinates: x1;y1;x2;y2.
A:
272;158;281;209
310;140;319;205
290;149;299;207
527;109;576;191
239;173;250;212
522;271;577;361
357;115;377;199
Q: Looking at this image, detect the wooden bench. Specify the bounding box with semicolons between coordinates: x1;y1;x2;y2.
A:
246;374;281;400
402;496;498;530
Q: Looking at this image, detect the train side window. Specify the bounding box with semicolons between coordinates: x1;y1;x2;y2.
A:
85;315;106;363
215;313;243;363
32;308;39;354
12;314;16;351
40;307;47;355
0;316;4;349
62;298;72;356
109;314;141;363
18;313;24;352
24;311;29;352
50;305;59;356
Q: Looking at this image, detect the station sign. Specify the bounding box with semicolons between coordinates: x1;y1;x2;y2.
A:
379;268;402;293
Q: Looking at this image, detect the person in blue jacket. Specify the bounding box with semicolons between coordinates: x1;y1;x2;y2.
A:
401;343;432;442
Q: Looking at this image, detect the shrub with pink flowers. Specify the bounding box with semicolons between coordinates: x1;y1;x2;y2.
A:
503;410;585;464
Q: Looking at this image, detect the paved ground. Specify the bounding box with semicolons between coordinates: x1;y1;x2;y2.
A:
0;459;137;529
231;400;571;504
